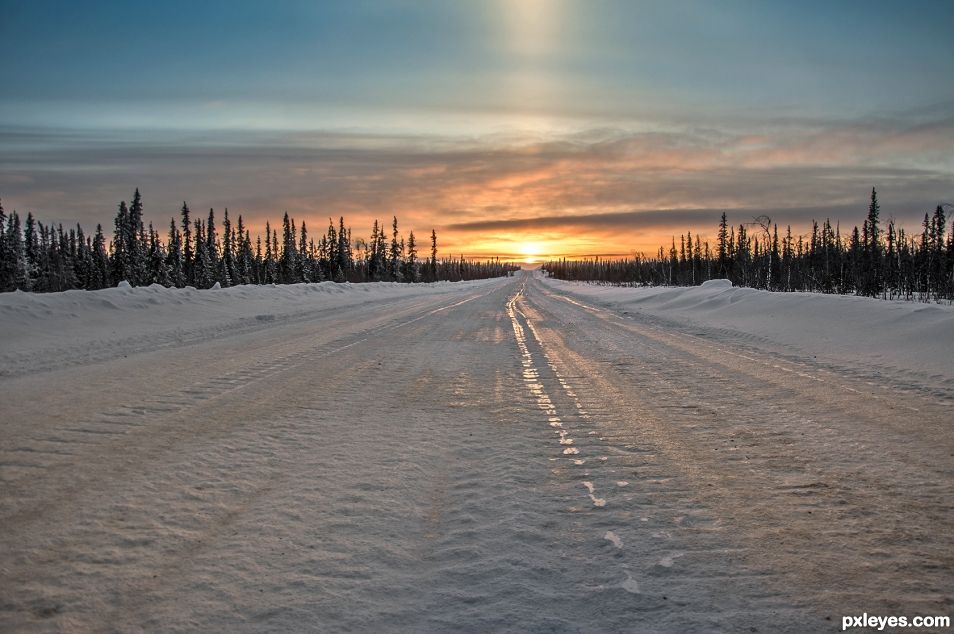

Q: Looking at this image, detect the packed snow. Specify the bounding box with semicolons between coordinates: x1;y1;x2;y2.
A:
1;272;952;632
0;278;502;377
541;272;954;394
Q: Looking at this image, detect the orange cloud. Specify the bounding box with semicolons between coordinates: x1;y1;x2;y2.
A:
2;118;951;260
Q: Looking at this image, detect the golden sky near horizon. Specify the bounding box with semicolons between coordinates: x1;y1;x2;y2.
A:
1;1;952;261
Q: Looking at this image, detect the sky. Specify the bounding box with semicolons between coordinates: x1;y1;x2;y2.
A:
1;0;953;261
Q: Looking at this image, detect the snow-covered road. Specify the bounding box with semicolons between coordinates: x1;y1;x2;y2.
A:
2;272;952;632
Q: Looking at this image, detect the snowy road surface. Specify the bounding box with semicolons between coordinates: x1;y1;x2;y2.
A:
2;272;952;632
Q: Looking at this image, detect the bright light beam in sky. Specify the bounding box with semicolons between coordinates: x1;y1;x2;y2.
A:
0;0;952;260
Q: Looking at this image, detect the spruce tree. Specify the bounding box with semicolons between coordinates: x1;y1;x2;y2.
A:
128;188;147;285
947;217;954;299
194;219;212;288
717;212;729;276
930;205;946;296
0;201;9;291
111;201;130;284
206;209;219;280
23;212;40;290
264;222;277;284
74;224;91;289
430;229;438;281
280;212;296;283
368;219;382;280
221;209;235;287
864;187;882;295
58;224;78;290
389;216;402;281
271;227;280;282
253;233;263;283
180;202;193;284
325;219;337;277
91;224;109;289
405;230;418;282
167;218;185;287
148;223;171;286
298;220;310;282
235;216;252;285
337;217;350;276
8;212;27;290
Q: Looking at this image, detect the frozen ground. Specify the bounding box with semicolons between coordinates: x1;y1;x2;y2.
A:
541;275;954;393
1;272;952;632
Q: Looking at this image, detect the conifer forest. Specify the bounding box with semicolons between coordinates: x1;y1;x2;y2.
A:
544;189;954;302
4;3;954;632
0;189;517;293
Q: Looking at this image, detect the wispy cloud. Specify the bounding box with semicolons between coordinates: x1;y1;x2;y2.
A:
1;112;951;255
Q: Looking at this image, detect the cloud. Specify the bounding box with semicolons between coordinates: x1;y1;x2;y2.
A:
0;114;951;255
444;205;865;234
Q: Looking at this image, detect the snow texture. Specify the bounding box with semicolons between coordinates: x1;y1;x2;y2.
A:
0;279;500;377
1;272;952;632
542;273;954;387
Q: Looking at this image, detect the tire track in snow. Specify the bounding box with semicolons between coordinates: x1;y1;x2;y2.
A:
510;281;806;631
2;273;826;632
508;285;599;499
541;284;950;412
535;282;954;501
514;288;633;520
525;274;954;624
507;283;653;601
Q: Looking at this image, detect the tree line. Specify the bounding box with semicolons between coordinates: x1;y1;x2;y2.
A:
544;189;954;302
0;189;518;292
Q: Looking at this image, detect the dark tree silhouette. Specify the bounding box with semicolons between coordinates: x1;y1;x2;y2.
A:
544;188;953;303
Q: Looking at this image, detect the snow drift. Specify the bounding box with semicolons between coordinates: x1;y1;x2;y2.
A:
2;273;951;389
540;273;954;386
0;279;504;376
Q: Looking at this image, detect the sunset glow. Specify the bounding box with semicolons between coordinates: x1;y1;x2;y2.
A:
0;1;952;261
3;5;952;630
518;242;543;264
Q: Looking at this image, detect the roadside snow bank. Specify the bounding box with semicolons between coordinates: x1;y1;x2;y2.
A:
700;279;733;289
0;279;503;374
540;274;954;380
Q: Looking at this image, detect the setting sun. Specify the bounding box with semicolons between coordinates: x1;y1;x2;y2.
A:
518;242;543;263
2;3;953;632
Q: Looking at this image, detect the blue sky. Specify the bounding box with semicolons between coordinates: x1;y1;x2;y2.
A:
1;0;953;256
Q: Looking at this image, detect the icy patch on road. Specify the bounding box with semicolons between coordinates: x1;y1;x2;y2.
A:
508;287;582;468
582;481;607;507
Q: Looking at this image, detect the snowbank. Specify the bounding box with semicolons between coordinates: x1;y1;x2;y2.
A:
0;279;504;375
540;274;954;381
